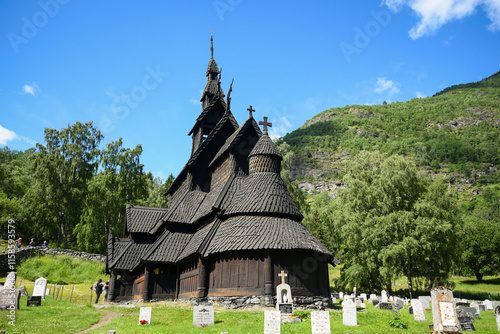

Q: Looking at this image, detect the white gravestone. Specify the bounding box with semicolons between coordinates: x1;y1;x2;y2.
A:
470;301;481;316
411;299;426;321
276;270;293;316
483;300;493;311
494;305;500;331
431;287;460;332
264;310;280;334
33;277;47;299
139;306;152;325
418;296;431;310
339;292;344;299
193;305;214;327
331;297;337;304
311;311;331;334
4;272;16;290
45;288;50;296
342;299;357;326
381;290;388;303
360;293;367;301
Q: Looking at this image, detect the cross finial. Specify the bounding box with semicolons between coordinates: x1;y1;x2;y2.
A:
247;105;255;117
210;29;214;59
278;270;287;285
259;116;272;135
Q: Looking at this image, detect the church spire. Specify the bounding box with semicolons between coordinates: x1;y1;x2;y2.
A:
210;33;214;59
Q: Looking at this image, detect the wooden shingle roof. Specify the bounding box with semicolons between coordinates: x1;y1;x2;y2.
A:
109;241;150;271
224;173;303;219
142;229;192;263
248;133;282;159
206;215;333;259
164;190;206;223
126;205;169;234
176;220;219;261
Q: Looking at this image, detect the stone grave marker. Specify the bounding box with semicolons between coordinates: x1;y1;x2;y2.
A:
371;299;379;307
276;270;293;316
331;297;337;304
45;288;50;296
339;292;344;299
107;331;116;334
411;299;426;321
376;302;393;310
3;272;16;290
19;285;28;297
0;288;20;310
381;290;388;303
311;311;331;334
139;306;152;325
33;277;47;299
360;293;367;301
331;292;339;299
419;296;431;310
483;300;493;311
457;306;479;319
456;307;475;331
342;299;357;326
431;287;460;332
370;293;377;300
264;310;280;334
408;305;413;314
27;296;42;307
470;302;481;317
394;297;404;309
193;305;214;327
494;305;500;331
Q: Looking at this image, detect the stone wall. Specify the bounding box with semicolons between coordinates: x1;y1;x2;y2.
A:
0;247;105;276
178;295;332;310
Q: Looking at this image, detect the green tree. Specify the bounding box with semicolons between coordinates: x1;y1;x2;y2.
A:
332;151;458;298
138;173;174;208
75;138;147;253
27;121;102;248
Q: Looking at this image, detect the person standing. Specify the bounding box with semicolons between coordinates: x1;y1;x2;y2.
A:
29;238;35;247
353;285;357;298
103;280;109;302
94;279;103;304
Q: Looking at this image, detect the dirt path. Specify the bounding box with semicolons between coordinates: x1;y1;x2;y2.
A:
75;310;122;333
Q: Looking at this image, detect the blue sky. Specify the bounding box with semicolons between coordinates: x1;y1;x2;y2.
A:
1;0;499;179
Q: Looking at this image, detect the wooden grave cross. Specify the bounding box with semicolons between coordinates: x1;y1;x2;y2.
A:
278;270;287;285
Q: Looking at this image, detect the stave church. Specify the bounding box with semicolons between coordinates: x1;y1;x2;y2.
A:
106;36;335;303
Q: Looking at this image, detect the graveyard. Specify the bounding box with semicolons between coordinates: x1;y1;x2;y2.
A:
1;256;500;333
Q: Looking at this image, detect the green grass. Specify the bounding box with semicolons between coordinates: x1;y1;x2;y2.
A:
16;254;106;284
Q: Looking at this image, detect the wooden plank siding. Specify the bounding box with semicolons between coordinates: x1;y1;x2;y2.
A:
178;257;199;298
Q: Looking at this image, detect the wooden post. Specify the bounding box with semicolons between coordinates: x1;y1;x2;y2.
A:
264;254;273;296
60;285;64;301
108;270;116;302
52;284;56;298
142;264;150;301
69;285;74;303
175;265;180;300
198;257;208;298
90;286;93;305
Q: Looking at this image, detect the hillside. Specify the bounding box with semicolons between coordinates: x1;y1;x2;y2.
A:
282;71;500;196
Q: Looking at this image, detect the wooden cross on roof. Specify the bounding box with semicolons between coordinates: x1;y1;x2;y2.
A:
247;105;255;118
259;116;272;135
278;270;287;285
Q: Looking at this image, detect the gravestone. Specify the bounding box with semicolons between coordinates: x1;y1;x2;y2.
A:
411;299;426;321
408;306;413;314
193;305;214;327
371;299;379;307
264;310;280;334
311;311;331;334
494;305;500;331
419;296;431;310
376;302;393;310
276;271;293;316
370;294;377;300
27;296;42;307
107;331;116;334
45;288;50;296
342;299;357;326
355;298;363;308
139;306;152;325
381;290;388;303
0;288;20;310
483;300;493;311
457;306;479;319
431;287;460;333
394;297;404;309
19;285;28;297
360;293;367;301
3;272;16;290
33;277;48;299
331;297;337;304
456;307;475;331
470;302;481;317
339;292;344;300
331;292;339;299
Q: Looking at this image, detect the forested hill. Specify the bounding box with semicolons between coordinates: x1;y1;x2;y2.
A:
281;70;500;193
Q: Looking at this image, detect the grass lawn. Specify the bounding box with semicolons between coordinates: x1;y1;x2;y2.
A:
2;297;499;334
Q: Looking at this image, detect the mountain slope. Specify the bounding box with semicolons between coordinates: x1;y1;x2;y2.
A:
282;71;500;195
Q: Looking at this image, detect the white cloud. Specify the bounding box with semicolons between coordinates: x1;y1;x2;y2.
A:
374;77;401;97
189;98;199;104
0;125;17;145
22;82;40;96
382;0;500;39
416;91;426;98
268;116;292;140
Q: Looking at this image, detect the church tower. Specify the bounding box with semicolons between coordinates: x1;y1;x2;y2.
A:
188;35;227;155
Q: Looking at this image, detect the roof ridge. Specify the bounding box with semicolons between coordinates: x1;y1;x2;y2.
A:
108;240;133;269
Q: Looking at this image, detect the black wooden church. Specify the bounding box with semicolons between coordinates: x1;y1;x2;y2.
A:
107;37;334;302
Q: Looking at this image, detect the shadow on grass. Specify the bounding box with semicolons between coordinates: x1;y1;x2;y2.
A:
459;277;500;285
